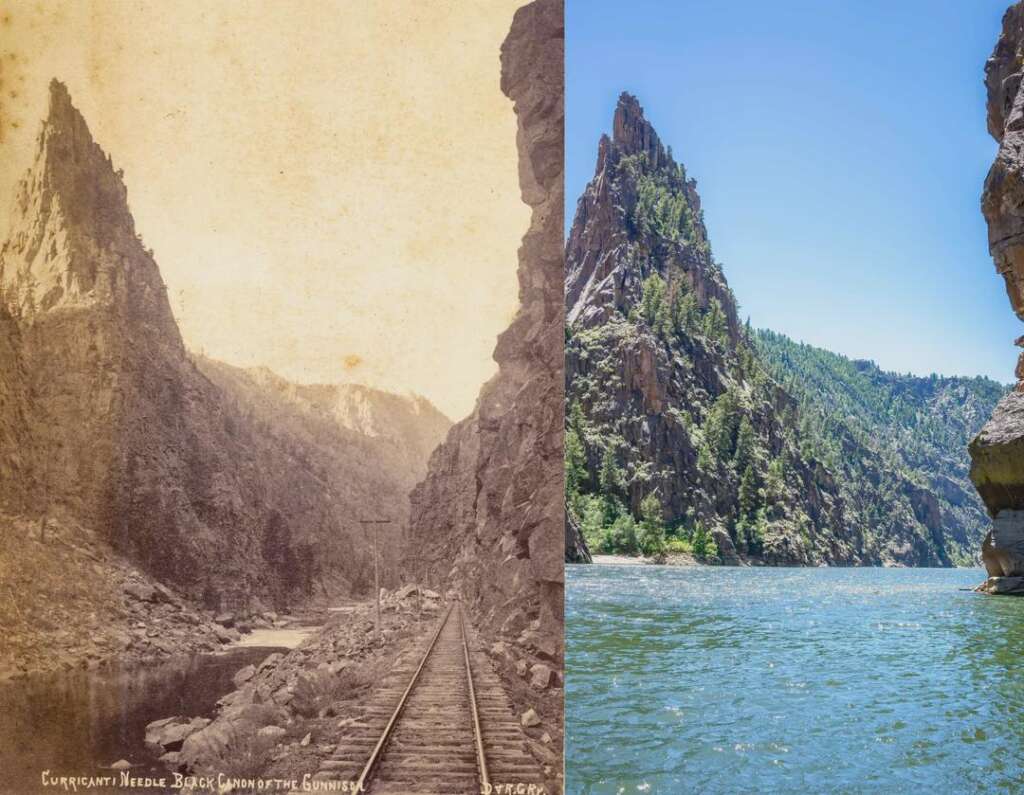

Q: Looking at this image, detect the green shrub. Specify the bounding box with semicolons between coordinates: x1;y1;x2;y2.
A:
664;537;693;554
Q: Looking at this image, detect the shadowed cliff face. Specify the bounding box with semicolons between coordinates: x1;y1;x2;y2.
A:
407;0;564;649
973;1;1024;580
0;81;444;606
984;3;1024;340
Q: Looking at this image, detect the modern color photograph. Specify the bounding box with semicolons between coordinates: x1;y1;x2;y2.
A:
564;1;1024;792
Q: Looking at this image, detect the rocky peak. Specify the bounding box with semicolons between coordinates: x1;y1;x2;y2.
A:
566;92;733;337
0;80;173;335
610;92;669;168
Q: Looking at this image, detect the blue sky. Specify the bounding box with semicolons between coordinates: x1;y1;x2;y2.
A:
567;0;1019;383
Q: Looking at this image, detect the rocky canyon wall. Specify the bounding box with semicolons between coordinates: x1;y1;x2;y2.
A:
407;0;564;653
972;1;1024;586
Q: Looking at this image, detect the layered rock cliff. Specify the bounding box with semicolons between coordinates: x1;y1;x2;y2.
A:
405;0;563;723
971;1;1024;587
0;81;443;614
566;94;987;566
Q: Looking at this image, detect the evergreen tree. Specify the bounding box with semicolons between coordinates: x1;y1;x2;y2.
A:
640;273;667;327
675;291;699;336
607;513;638;554
580;496;606;551
637;492;667;557
734;415;757;472
765;456;786;503
568;399;587;433
692;522;716;558
565;427;587;498
702;298;728;344
738;463;759;521
704;389;740;459
599;444;624;496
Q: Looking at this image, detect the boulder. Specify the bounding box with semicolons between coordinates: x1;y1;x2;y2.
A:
145;716;210;754
712;528;741;566
259;652;284;672
179;704;287;771
978;575;1024;595
214;612;235;628
232;664;256;687
152;582;176;603
489;641;508;658
521;708;541;728
980;511;1024;578
158;751;181;769
124;581;156;602
213;625;236;644
256;725;287;746
529;663;553;690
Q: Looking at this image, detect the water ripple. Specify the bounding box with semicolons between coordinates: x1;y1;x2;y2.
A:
566;565;1024;794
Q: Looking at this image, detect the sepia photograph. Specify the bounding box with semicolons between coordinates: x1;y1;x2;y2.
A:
0;1;563;793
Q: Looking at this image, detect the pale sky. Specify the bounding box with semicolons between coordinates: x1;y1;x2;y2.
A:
0;0;529;420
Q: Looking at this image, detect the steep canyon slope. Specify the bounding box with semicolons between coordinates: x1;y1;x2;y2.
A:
566;94;996;566
0;81;448;618
406;0;564;668
971;0;1024;586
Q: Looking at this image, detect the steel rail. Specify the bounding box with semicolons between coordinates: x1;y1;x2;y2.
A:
355;601;455;793
459;603;491;792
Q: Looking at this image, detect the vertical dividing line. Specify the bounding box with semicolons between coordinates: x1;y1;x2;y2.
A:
355;601;454;794
460;603;491;792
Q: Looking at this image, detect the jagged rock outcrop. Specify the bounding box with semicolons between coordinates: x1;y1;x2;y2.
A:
566;94;976;566
407;0;564;655
0;81;437;612
984;1;1024;341
973;2;1024;584
566;94;736;339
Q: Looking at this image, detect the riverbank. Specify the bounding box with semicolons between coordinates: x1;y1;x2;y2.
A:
0;511;333;683
0;512;244;681
589;552;705;567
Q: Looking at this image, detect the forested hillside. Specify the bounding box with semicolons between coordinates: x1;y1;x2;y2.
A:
756;331;1006;563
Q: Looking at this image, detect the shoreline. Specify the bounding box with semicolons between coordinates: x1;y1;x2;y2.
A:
588;553;703;567
579;555;986;571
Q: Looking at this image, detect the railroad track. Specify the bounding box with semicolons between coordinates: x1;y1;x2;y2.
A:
307;602;549;795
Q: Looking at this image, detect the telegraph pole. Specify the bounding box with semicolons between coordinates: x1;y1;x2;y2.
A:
358;518;391;644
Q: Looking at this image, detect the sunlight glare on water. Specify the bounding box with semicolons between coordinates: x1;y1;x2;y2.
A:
566;565;1024;794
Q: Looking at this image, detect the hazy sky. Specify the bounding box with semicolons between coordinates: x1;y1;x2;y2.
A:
0;0;528;420
568;0;1019;384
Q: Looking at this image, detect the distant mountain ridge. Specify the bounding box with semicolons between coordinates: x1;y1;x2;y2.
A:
228;366;450;483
